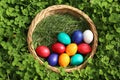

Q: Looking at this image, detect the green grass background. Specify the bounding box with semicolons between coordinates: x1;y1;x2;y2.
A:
0;0;120;80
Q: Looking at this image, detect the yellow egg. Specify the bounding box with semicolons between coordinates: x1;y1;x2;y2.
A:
66;43;77;56
59;53;70;67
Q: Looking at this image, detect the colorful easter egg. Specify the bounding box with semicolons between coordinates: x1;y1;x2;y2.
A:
52;42;65;54
78;43;92;55
66;43;77;56
83;30;93;44
71;30;83;44
71;54;84;66
35;46;50;58
57;32;71;45
47;53;58;66
59;53;70;67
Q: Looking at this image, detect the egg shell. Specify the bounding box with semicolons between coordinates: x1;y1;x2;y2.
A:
78;43;92;55
47;53;58;66
66;43;78;56
57;32;71;45
59;53;70;67
35;46;50;58
70;54;84;66
52;42;65;54
71;30;83;44
83;30;93;44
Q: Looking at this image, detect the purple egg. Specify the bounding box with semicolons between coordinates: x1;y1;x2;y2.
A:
47;53;58;66
71;30;83;44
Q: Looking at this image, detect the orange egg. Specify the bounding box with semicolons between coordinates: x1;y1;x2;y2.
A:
66;43;77;56
58;53;70;67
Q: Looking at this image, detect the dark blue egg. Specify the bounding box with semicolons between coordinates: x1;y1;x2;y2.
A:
71;30;83;44
47;53;58;66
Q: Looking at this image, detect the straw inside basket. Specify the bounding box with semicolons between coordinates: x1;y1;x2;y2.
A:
27;5;98;73
33;14;89;48
32;14;90;69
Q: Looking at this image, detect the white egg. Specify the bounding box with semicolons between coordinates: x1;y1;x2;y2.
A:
83;30;93;44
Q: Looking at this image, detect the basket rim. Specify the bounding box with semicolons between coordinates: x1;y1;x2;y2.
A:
27;5;98;73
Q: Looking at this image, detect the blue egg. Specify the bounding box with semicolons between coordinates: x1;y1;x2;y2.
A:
70;54;84;66
57;32;71;45
71;30;83;44
47;53;58;66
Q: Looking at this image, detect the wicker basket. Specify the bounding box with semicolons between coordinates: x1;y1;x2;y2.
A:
27;5;98;73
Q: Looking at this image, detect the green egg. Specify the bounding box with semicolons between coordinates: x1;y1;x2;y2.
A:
70;54;84;66
57;32;71;45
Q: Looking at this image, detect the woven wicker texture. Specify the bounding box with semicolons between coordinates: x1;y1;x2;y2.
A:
27;5;98;73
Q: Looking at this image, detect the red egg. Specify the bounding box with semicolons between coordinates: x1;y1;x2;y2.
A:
52;42;65;54
78;43;92;55
35;46;50;58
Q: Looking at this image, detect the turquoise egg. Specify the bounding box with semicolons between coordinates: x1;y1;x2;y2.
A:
57;32;71;45
70;54;84;66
